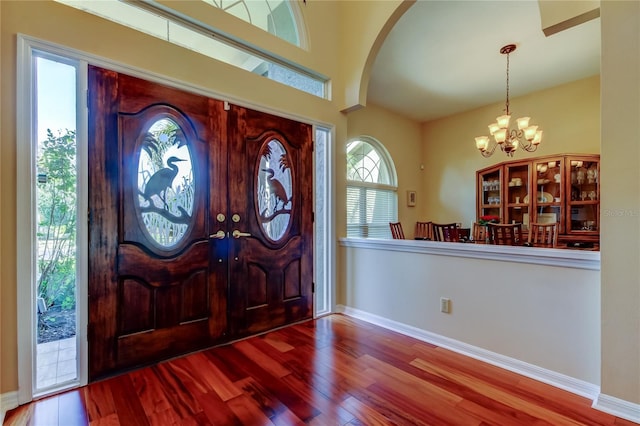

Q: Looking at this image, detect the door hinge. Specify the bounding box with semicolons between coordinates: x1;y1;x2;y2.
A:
224;101;231;111
312;282;315;293
312;212;315;223
87;322;92;342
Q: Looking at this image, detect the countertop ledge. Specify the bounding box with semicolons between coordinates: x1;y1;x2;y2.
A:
339;238;600;271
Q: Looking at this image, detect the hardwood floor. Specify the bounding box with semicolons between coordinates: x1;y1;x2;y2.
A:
4;314;637;425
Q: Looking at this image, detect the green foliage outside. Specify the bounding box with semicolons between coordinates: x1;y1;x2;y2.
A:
37;129;77;311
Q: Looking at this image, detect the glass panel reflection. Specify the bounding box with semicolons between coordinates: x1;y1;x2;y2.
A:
257;139;292;241
138;118;194;247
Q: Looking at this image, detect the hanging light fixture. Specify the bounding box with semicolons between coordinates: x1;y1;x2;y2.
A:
475;44;543;157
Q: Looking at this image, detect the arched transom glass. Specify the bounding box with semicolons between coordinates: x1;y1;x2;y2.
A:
201;0;300;45
137;118;194;248
346;140;393;185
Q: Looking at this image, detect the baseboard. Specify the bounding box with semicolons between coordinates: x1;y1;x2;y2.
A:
593;393;640;424
336;305;600;400
1;391;19;424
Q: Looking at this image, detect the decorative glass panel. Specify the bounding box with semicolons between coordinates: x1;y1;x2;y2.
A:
137;118;194;247
257;139;292;241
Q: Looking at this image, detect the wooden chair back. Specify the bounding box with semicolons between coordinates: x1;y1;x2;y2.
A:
472;222;488;242
389;222;405;239
528;222;559;247
433;223;459;242
414;221;433;240
487;223;524;246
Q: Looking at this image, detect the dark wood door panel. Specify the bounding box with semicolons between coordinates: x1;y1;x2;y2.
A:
115;320;214;368
88;66;227;380
117;241;209;281
119;105;208;254
88;66;312;380
228;106;313;337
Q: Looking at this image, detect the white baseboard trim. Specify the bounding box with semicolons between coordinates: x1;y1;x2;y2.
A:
1;391;19;424
336;305;600;401
593;393;640;424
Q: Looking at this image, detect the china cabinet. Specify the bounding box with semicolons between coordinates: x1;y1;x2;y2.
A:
477;164;502;221
476;154;599;246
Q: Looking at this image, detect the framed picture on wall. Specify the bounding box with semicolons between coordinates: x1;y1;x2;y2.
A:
407;190;416;207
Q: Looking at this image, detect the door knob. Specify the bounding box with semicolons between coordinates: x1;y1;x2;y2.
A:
232;230;251;239
209;230;226;239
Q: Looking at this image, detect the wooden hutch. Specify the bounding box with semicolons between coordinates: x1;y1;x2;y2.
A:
477;154;600;247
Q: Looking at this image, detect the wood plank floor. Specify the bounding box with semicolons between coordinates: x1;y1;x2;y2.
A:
4;314;637;425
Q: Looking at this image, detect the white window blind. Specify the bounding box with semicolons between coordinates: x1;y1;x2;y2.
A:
347;184;397;238
346;138;398;238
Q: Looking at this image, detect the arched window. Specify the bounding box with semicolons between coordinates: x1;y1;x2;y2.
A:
202;0;301;46
346;137;398;238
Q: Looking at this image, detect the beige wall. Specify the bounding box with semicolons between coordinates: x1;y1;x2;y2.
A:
1;0;639;412
341;244;601;385
346;103;423;237
420;75;600;227
600;0;640;404
340;1;640;409
338;0;410;112
0;0;401;397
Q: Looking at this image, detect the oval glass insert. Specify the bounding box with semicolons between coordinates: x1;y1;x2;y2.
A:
256;139;292;241
137;118;194;248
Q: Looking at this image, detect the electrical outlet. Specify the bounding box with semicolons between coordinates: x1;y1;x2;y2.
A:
440;297;451;313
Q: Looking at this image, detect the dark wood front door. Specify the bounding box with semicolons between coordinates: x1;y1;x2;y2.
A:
227;106;313;337
88;66;313;380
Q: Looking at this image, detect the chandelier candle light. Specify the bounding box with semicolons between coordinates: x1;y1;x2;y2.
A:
475;44;543;157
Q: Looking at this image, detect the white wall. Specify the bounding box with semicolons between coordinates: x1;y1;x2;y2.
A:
340;241;600;387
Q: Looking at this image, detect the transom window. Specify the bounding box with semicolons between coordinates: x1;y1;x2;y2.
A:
201;0;300;46
54;0;326;98
346;137;398;238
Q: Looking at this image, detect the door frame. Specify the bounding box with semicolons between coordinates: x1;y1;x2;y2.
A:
16;34;334;403
16;37;90;403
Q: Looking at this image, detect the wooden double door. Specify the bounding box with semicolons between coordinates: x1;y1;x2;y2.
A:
88;66;313;380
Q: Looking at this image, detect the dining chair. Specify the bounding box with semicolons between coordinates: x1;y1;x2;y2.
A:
389;222;405;239
487;223;524;245
458;227;471;241
528;222;559;247
414;221;433;240
432;223;459;242
472;222;488;243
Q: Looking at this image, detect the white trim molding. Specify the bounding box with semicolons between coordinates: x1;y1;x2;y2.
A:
593;393;640;424
1;391;19;424
339;237;601;270
337;305;600;400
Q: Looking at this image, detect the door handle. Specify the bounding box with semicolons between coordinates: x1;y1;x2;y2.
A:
232;230;251;239
209;230;226;239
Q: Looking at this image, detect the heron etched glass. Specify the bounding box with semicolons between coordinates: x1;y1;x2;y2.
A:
257;139;292;241
137;118;194;247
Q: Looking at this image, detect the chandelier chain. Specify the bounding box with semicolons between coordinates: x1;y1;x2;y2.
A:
505;51;510;115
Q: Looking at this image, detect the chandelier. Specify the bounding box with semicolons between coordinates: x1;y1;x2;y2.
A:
475;44;543;157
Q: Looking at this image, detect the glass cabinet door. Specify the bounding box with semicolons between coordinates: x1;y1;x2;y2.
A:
477;166;502;222
567;157;599;234
505;162;530;229
531;158;564;233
